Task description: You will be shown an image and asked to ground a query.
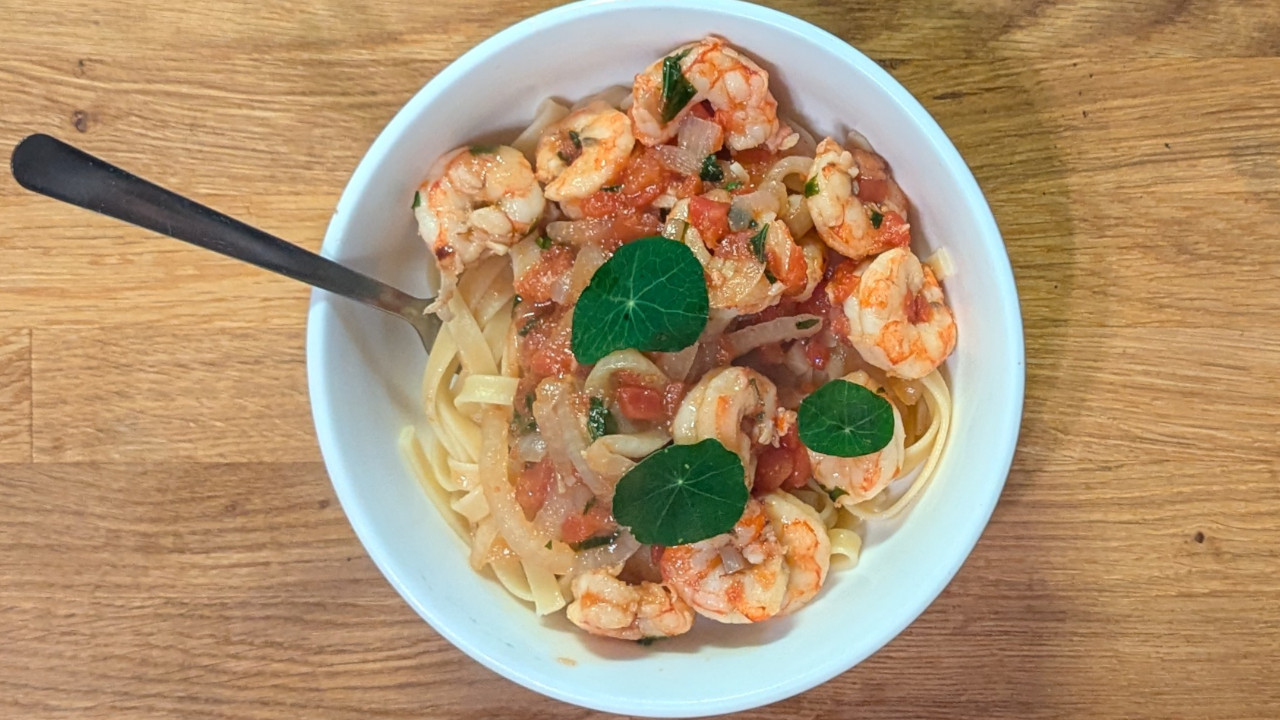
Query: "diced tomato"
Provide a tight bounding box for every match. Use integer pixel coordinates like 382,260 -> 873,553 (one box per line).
515,459 -> 555,520
907,290 -> 932,324
615,384 -> 666,421
513,245 -> 575,304
779,424 -> 811,490
690,102 -> 714,121
826,259 -> 861,305
519,305 -> 575,378
561,501 -> 613,544
856,177 -> 888,204
671,174 -> 703,199
688,195 -> 731,247
878,210 -> 911,248
753,445 -> 793,494
804,337 -> 830,370
768,238 -> 808,295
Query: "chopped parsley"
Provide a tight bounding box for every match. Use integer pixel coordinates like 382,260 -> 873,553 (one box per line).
601,184 -> 622,192
749,223 -> 769,266
660,49 -> 698,123
411,191 -> 422,209
796,318 -> 820,330
536,234 -> 553,250
568,129 -> 582,150
587,396 -> 618,441
869,209 -> 884,229
699,154 -> 724,182
724,180 -> 742,191
569,532 -> 619,552
469,144 -> 497,155
827,486 -> 849,502
803,176 -> 820,198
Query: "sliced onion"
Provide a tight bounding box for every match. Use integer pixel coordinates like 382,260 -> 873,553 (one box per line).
783,194 -> 814,238
719,545 -> 748,574
724,313 -> 822,358
571,530 -> 641,575
650,345 -> 697,382
731,180 -> 786,220
508,235 -> 541,285
514,431 -> 547,463
677,115 -> 723,158
846,129 -> 874,152
566,244 -> 606,304
655,144 -> 702,176
547,218 -> 613,246
531,378 -> 609,497
533,482 -> 593,538
925,247 -> 956,280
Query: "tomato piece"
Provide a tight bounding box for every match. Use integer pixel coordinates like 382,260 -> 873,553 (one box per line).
515,459 -> 555,520
753,445 -> 793,494
520,306 -> 575,378
615,384 -> 666,421
688,195 -> 731,247
856,177 -> 888,204
561,501 -> 613,544
513,245 -> 575,304
768,238 -> 808,295
780,424 -> 812,490
826,259 -> 861,305
878,210 -> 911,248
804,337 -> 830,370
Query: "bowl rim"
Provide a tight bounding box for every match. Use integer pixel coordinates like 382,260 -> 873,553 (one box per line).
306,0 -> 1025,715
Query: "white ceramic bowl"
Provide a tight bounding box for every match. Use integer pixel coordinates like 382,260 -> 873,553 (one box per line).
307,0 -> 1024,715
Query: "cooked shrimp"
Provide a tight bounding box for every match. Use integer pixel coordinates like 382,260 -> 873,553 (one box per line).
671,198 -> 797,314
837,247 -> 957,380
566,569 -> 694,641
631,36 -> 790,152
759,491 -> 831,615
807,371 -> 906,504
672,366 -> 778,480
535,101 -> 635,202
415,145 -> 545,285
806,137 -> 911,260
659,498 -> 788,623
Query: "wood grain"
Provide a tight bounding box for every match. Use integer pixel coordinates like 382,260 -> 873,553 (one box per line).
2,0 -> 1279,718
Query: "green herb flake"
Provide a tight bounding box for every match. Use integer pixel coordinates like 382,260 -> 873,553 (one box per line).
612,439 -> 747,546
636,636 -> 664,646
601,184 -> 623,193
569,531 -> 620,552
513,293 -> 522,306
584,496 -> 597,513
869,209 -> 884,229
827,486 -> 848,502
724,180 -> 742,191
411,191 -> 422,209
798,379 -> 896,457
660,50 -> 698,124
571,236 -> 710,365
545,540 -> 553,550
536,234 -> 553,250
587,396 -> 617,441
525,393 -> 535,413
749,223 -> 769,266
803,176 -> 820,198
796,318 -> 820,330
469,144 -> 498,155
568,129 -> 582,150
699,154 -> 724,182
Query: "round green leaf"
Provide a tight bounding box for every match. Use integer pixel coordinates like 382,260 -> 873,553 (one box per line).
571,236 -> 710,365
798,379 -> 896,457
612,439 -> 747,546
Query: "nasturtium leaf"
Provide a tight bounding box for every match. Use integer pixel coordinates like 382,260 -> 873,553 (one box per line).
660,50 -> 698,123
571,236 -> 710,365
798,379 -> 896,457
613,439 -> 747,546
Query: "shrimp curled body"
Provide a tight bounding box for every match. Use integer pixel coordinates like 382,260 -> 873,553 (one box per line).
839,247 -> 957,380
808,371 -> 907,504
535,100 -> 635,202
660,493 -> 830,623
566,570 -> 695,641
631,37 -> 790,152
806,137 -> 910,261
672,366 -> 778,481
415,145 -> 545,288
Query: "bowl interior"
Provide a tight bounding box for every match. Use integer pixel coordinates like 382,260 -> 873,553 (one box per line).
307,1 -> 1023,716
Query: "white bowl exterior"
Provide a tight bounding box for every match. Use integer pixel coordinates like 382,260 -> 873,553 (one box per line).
307,0 -> 1024,716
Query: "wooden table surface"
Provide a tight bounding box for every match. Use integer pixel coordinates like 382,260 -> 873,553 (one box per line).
2,1 -> 1278,717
